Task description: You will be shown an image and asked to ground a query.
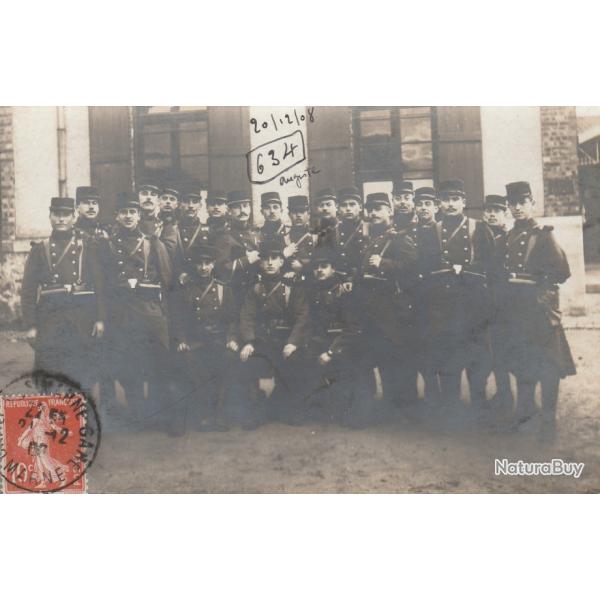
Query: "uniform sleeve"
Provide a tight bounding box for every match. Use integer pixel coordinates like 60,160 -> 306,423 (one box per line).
539,230 -> 571,284
380,233 -> 417,274
238,287 -> 257,344
86,240 -> 107,322
288,286 -> 310,347
473,221 -> 496,274
160,222 -> 179,259
20,244 -> 41,328
170,286 -> 189,345
151,237 -> 174,288
329,290 -> 360,355
223,286 -> 239,345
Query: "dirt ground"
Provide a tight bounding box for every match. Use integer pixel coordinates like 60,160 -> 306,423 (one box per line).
1,321 -> 599,493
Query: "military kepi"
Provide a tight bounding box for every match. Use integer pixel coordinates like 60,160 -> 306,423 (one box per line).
116,191 -> 140,210
261,191 -> 282,207
50,197 -> 75,211
393,180 -> 414,195
288,195 -> 309,212
75,186 -> 101,203
226,190 -> 250,206
337,186 -> 362,204
365,192 -> 392,209
506,181 -> 533,202
190,243 -> 217,262
414,187 -> 437,202
439,179 -> 466,197
484,194 -> 507,210
315,187 -> 337,204
259,237 -> 285,257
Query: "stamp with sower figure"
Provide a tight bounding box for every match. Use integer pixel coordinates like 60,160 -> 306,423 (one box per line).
0,373 -> 101,493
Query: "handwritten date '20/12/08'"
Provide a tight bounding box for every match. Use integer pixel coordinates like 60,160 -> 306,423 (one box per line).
250,107 -> 315,135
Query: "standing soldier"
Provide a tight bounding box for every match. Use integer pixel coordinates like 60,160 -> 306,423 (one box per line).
428,179 -> 495,412
392,180 -> 418,233
283,194 -> 317,282
101,192 -> 174,432
353,192 -> 417,420
172,243 -> 239,431
177,191 -> 211,267
237,238 -> 310,427
411,187 -> 443,405
482,194 -> 514,414
500,181 -> 576,440
137,182 -> 178,258
304,246 -> 362,423
314,187 -> 339,246
74,186 -> 109,239
334,186 -> 369,285
21,197 -> 106,392
225,190 -> 262,305
259,191 -> 289,241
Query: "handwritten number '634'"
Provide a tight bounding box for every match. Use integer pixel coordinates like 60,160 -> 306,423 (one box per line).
257,142 -> 298,175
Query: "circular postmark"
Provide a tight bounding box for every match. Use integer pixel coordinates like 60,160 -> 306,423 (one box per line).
0,371 -> 101,493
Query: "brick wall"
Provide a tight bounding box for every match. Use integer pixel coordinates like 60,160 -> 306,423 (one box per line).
1,107 -> 16,245
540,106 -> 581,216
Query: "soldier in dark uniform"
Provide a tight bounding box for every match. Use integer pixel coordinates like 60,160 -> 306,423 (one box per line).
237,238 -> 310,427
225,190 -> 262,305
21,197 -> 106,392
334,186 -> 369,285
314,187 -> 339,246
304,246 -> 362,423
74,186 -> 109,239
283,194 -> 317,282
259,191 -> 289,241
411,187 -> 442,405
137,182 -> 178,258
204,191 -> 233,279
172,243 -> 239,432
159,185 -> 180,228
427,179 -> 495,412
392,180 -> 418,233
177,191 -> 211,267
482,194 -> 513,414
352,192 -> 418,421
499,181 -> 576,440
101,192 -> 174,431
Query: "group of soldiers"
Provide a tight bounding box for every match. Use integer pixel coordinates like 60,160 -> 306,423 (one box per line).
21,177 -> 576,440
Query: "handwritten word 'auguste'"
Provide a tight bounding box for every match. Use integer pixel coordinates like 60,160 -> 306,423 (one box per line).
279,166 -> 321,188
250,108 -> 315,135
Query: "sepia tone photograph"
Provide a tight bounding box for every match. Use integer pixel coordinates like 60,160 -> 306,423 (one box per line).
0,105 -> 598,493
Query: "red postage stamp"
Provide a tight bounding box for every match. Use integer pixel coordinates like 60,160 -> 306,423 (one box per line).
0,391 -> 100,493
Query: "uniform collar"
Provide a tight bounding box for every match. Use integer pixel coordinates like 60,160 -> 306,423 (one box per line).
513,218 -> 536,230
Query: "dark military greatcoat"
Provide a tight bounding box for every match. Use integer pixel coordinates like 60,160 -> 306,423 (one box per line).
20,229 -> 107,382
494,219 -> 576,379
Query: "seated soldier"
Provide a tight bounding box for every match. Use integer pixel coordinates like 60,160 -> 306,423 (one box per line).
172,243 -> 239,432
304,246 -> 364,424
236,238 -> 310,428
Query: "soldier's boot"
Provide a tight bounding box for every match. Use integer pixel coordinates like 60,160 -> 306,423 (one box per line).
540,370 -> 560,444
422,372 -> 442,406
513,378 -> 539,432
490,369 -> 514,416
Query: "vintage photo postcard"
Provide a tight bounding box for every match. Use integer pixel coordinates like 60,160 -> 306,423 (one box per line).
0,106 -> 598,493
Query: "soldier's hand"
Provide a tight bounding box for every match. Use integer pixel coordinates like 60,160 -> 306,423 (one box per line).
240,343 -> 254,362
226,340 -> 239,353
319,352 -> 332,366
341,282 -> 353,293
368,254 -> 382,268
283,243 -> 297,258
92,321 -> 105,338
25,327 -> 37,342
177,342 -> 191,352
290,259 -> 303,272
246,250 -> 260,264
282,344 -> 297,359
